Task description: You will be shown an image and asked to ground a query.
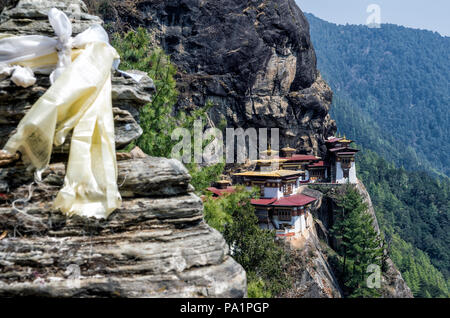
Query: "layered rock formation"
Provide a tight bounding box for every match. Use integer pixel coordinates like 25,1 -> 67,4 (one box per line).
0,0 -> 246,297
91,0 -> 337,157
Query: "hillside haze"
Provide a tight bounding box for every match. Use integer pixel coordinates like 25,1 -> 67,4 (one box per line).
306,13 -> 450,178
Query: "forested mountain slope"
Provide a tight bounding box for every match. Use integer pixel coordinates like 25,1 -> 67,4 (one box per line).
306,13 -> 450,178
306,13 -> 450,297
358,150 -> 449,297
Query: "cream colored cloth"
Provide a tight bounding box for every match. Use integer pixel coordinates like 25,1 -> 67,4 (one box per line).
0,9 -> 122,218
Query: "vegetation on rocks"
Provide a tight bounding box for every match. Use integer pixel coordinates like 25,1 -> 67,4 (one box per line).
111,28 -> 224,192
330,186 -> 384,297
204,188 -> 292,298
112,28 -> 178,158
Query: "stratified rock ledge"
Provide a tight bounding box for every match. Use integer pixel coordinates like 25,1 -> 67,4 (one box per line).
0,0 -> 246,298
0,157 -> 246,298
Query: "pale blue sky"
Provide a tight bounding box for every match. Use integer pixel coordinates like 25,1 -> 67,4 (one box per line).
296,0 -> 450,36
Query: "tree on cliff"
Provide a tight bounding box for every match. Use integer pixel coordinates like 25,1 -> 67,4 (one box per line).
331,186 -> 384,298
111,28 -> 178,158
204,188 -> 292,297
111,28 -> 225,192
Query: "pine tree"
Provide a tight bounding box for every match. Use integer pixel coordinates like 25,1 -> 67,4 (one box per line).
331,186 -> 384,297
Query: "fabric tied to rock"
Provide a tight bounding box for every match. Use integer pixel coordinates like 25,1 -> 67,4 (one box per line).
0,8 -> 122,219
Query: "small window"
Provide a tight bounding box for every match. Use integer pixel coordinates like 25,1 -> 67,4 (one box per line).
283,183 -> 293,195
278,209 -> 292,221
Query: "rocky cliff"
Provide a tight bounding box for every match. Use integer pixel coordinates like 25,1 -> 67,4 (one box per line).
306,184 -> 413,298
0,0 -> 246,297
87,0 -> 337,157
354,181 -> 413,298
85,0 -> 412,298
0,0 -> 413,298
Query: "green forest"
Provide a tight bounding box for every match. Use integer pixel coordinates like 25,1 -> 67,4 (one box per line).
306,13 -> 450,178
306,14 -> 450,297
358,150 -> 449,297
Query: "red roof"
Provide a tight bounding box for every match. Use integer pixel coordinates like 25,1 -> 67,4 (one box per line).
329,147 -> 359,153
251,198 -> 277,205
325,137 -> 342,143
308,161 -> 327,168
206,186 -> 236,196
271,193 -> 317,207
250,194 -> 316,207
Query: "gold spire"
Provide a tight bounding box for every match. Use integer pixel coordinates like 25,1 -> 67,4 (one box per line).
261,143 -> 279,157
340,135 -> 352,143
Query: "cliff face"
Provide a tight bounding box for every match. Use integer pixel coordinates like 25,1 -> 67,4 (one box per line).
308,184 -> 413,298
92,0 -> 337,157
85,0 -> 412,298
354,181 -> 413,298
0,0 -> 413,298
0,0 -> 246,297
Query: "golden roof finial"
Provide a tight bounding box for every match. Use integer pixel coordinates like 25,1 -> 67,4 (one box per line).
261,143 -> 279,158
341,135 -> 352,143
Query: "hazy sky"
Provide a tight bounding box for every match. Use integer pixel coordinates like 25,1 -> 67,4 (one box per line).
296,0 -> 450,37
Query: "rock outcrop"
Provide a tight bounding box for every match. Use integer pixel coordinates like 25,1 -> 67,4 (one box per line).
281,231 -> 344,298
308,183 -> 413,298
90,0 -> 337,157
278,187 -> 343,298
0,0 -> 246,297
354,181 -> 413,298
